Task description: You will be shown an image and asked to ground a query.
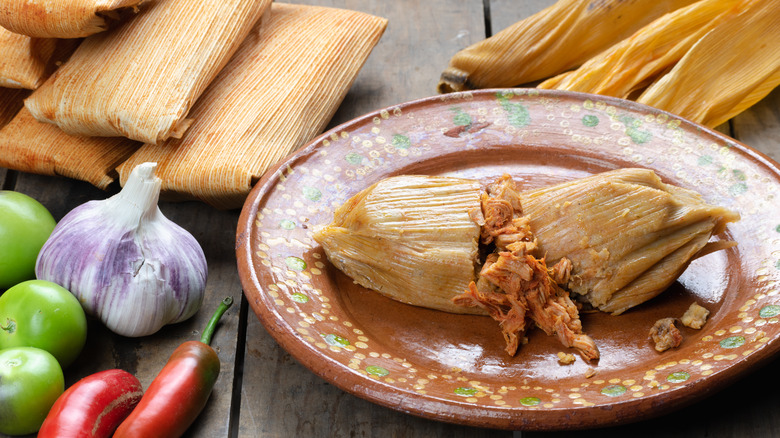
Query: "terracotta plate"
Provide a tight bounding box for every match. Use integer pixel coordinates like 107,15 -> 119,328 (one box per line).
237,89 -> 780,430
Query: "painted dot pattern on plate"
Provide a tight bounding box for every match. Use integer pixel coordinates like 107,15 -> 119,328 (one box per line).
245,89 -> 780,414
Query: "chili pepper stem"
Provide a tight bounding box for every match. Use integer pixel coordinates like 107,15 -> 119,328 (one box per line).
200,297 -> 233,345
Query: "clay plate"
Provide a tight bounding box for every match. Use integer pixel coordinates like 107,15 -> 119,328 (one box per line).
236,89 -> 780,430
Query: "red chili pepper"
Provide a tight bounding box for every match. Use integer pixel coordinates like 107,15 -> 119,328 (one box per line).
37,369 -> 143,438
113,297 -> 233,438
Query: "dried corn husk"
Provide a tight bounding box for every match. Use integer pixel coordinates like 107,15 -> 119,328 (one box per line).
0,27 -> 78,89
315,170 -> 738,317
519,168 -> 739,314
637,0 -> 780,128
0,87 -> 29,128
0,108 -> 139,189
25,0 -> 271,144
437,0 -> 698,93
538,0 -> 745,99
116,3 -> 387,209
0,0 -> 144,38
313,176 -> 485,315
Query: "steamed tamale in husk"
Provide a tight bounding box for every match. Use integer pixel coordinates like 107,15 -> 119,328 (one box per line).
24,0 -> 271,144
0,108 -> 139,189
314,170 -> 739,357
0,0 -> 145,38
538,0 -> 745,99
637,0 -> 780,129
437,0 -> 698,93
116,3 -> 387,209
0,27 -> 79,89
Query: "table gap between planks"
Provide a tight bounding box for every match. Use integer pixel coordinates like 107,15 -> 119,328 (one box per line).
1,0 -> 779,437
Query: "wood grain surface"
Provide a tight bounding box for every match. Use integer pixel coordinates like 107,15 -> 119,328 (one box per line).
1,1 -> 779,437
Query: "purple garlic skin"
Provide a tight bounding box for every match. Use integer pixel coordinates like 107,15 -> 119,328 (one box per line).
35,162 -> 207,337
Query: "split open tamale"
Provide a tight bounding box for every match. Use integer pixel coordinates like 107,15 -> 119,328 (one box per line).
0,0 -> 145,38
538,0 -> 745,99
314,170 -> 739,355
0,108 -> 139,189
637,0 -> 780,129
116,3 -> 387,209
437,0 -> 698,93
24,0 -> 271,144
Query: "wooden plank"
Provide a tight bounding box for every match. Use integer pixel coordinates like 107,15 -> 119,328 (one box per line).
236,1 -> 511,437
1,172 -> 243,438
732,88 -> 780,163
489,0 -> 554,36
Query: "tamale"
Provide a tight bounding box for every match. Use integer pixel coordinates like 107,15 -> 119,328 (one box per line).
0,0 -> 144,38
637,0 -> 780,129
314,176 -> 484,315
0,108 -> 139,189
316,170 -> 738,318
538,0 -> 745,99
116,3 -> 387,209
437,0 -> 698,93
24,0 -> 271,144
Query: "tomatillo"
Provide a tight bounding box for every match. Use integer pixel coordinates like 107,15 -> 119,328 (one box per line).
0,346 -> 64,435
0,280 -> 87,367
0,191 -> 56,290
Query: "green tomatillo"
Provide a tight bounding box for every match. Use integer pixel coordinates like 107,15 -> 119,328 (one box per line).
0,191 -> 56,290
0,280 -> 87,367
0,346 -> 64,436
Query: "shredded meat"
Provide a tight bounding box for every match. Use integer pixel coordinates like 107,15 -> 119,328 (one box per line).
453,174 -> 600,361
649,317 -> 683,352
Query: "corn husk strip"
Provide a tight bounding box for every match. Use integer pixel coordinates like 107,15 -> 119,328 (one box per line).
116,3 -> 388,209
0,108 -> 139,189
0,0 -> 144,38
519,168 -> 739,314
0,27 -> 57,89
0,87 -> 29,128
313,176 -> 484,315
637,0 -> 780,128
25,0 -> 271,145
437,0 -> 698,93
538,0 -> 745,99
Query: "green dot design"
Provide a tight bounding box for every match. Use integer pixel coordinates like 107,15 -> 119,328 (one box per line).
322,334 -> 350,348
667,371 -> 690,383
391,134 -> 411,149
279,219 -> 296,230
519,397 -> 541,406
290,292 -> 309,304
451,108 -> 472,126
581,114 -> 599,127
720,336 -> 745,349
345,152 -> 364,165
302,186 -> 322,202
454,387 -> 478,397
760,305 -> 780,318
496,93 -> 530,127
285,256 -> 306,271
619,115 -> 652,144
366,365 -> 389,377
698,155 -> 714,166
601,385 -> 627,397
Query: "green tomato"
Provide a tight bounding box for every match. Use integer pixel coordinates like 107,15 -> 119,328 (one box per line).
0,191 -> 56,290
0,280 -> 87,367
0,346 -> 64,435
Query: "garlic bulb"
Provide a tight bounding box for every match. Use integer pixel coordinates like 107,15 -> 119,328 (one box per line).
35,162 -> 207,337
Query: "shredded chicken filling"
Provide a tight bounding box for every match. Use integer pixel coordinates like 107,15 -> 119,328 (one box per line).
453,175 -> 600,361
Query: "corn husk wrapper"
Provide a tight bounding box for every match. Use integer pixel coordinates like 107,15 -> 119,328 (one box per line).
0,87 -> 30,128
437,0 -> 698,93
314,176 -> 485,315
0,28 -> 78,89
315,170 -> 739,316
0,0 -> 144,38
538,0 -> 745,99
116,3 -> 387,209
0,108 -> 139,189
25,0 -> 271,144
519,168 -> 739,314
636,0 -> 780,129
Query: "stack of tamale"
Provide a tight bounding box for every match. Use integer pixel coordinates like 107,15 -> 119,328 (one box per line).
439,0 -> 780,128
0,0 -> 387,208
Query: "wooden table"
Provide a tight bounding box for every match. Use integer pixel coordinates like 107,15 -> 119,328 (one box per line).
3,1 -> 780,436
